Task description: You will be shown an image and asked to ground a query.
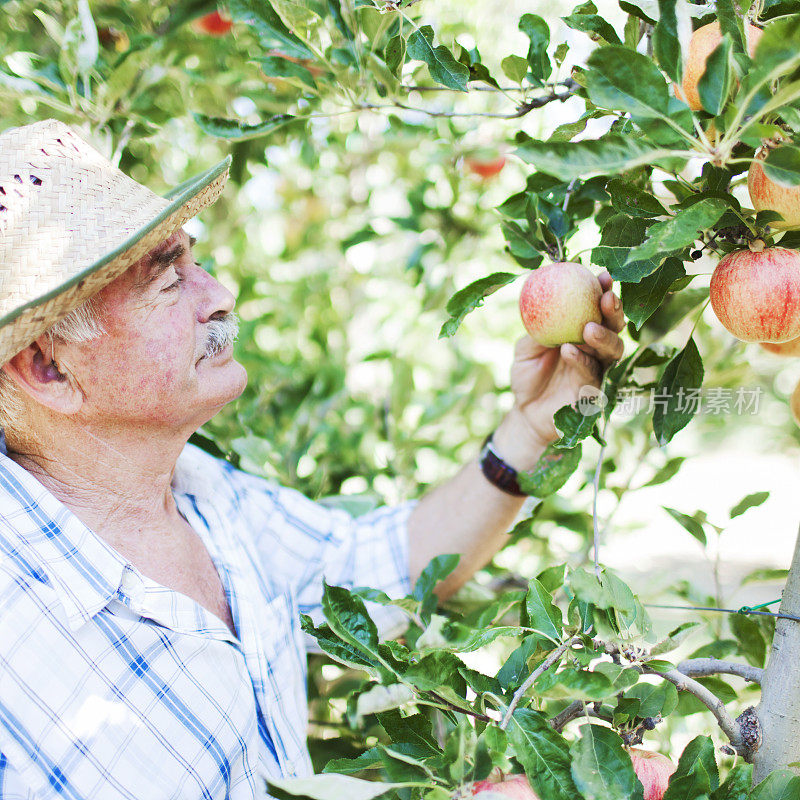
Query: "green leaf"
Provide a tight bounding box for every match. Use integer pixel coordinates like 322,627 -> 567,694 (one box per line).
653,0 -> 683,83
569,567 -> 636,615
518,444 -> 582,498
710,763 -> 752,800
652,337 -> 704,446
193,113 -> 294,141
501,220 -> 543,266
228,0 -> 314,58
749,770 -> 800,800
322,748 -> 383,775
501,54 -> 529,83
730,612 -> 768,667
498,635 -> 550,690
625,198 -> 727,264
729,490 -> 769,519
267,774 -> 406,800
552,403 -> 601,449
663,506 -> 707,547
662,735 -> 719,800
586,46 -> 670,118
525,579 -> 563,642
411,554 -> 460,618
258,55 -> 319,88
519,14 -> 551,83
515,136 -> 663,182
321,582 -> 381,661
438,272 -> 518,338
300,615 -> 381,672
761,145 -> 800,187
625,681 -> 679,717
742,567 -> 788,585
606,179 -> 668,218
535,667 -> 617,701
385,34 -> 406,76
698,35 -> 733,115
508,708 -> 580,800
562,8 -> 622,46
406,26 -> 469,91
651,621 -> 701,656
622,258 -> 686,329
570,724 -> 644,800
376,711 -> 439,755
592,215 -> 661,283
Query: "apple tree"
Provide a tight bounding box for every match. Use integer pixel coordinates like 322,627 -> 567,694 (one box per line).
4,0 -> 800,797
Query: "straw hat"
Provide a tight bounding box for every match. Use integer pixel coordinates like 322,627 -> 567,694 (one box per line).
0,118 -> 230,366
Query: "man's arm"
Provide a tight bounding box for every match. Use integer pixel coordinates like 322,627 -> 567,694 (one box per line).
407,271 -> 625,599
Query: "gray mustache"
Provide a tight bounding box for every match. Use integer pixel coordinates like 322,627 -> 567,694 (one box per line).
204,313 -> 239,358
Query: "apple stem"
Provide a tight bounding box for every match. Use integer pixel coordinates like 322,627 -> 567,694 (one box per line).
748,238 -> 766,253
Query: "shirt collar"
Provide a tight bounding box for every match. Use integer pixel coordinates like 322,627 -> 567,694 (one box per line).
0,444 -> 229,631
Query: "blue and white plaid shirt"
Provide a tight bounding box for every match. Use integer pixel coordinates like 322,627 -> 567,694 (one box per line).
0,444 -> 413,799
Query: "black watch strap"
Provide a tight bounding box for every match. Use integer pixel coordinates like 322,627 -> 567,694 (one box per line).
479,432 -> 527,497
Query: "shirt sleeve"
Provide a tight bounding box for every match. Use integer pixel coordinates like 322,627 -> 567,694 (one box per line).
231,469 -> 416,645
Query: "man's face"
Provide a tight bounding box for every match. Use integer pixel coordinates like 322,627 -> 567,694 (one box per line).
61,229 -> 248,434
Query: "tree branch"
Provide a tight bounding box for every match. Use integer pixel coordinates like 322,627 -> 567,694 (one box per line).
644,666 -> 746,754
677,658 -> 764,684
500,637 -> 581,730
549,700 -> 587,732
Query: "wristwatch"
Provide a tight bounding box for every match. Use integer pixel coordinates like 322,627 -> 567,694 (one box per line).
479,432 -> 527,497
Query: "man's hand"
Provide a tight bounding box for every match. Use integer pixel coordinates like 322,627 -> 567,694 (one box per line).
493,270 -> 625,470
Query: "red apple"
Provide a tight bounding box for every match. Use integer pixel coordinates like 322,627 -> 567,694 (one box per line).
192,10 -> 233,36
467,773 -> 539,798
710,247 -> 800,342
760,335 -> 800,356
465,155 -> 507,179
628,748 -> 676,800
675,21 -> 762,111
748,147 -> 800,230
519,262 -> 603,348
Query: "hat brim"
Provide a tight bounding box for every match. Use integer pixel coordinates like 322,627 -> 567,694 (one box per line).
0,156 -> 231,365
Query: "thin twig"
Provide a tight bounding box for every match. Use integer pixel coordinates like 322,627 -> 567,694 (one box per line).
643,666 -> 745,752
677,658 -> 764,684
500,637 -> 581,729
549,700 -> 586,732
426,691 -> 493,723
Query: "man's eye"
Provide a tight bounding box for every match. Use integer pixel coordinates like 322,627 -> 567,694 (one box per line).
162,275 -> 184,292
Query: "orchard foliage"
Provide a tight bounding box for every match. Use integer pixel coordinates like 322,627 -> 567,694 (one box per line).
3,0 -> 800,797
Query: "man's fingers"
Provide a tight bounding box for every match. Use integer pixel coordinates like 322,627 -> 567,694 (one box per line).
582,321 -> 625,365
561,343 -> 603,385
597,271 -> 625,333
514,334 -> 553,360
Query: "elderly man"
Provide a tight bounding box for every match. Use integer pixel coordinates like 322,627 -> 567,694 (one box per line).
0,120 -> 624,799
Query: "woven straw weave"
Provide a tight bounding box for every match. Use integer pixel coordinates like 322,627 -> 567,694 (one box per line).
0,119 -> 228,365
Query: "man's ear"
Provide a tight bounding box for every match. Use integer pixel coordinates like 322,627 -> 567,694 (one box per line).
2,336 -> 83,415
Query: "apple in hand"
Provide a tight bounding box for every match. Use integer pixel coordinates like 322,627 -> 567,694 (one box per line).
192,10 -> 233,35
748,146 -> 800,230
760,335 -> 800,356
710,247 -> 800,342
676,21 -> 762,111
519,262 -> 603,348
628,748 -> 676,800
466,773 -> 539,798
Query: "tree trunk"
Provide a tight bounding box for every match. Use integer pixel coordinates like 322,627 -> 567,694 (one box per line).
753,526 -> 800,783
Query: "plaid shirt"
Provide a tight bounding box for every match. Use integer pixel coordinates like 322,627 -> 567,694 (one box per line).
0,444 -> 412,799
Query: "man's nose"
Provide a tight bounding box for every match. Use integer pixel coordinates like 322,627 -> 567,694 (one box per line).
191,263 -> 236,321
